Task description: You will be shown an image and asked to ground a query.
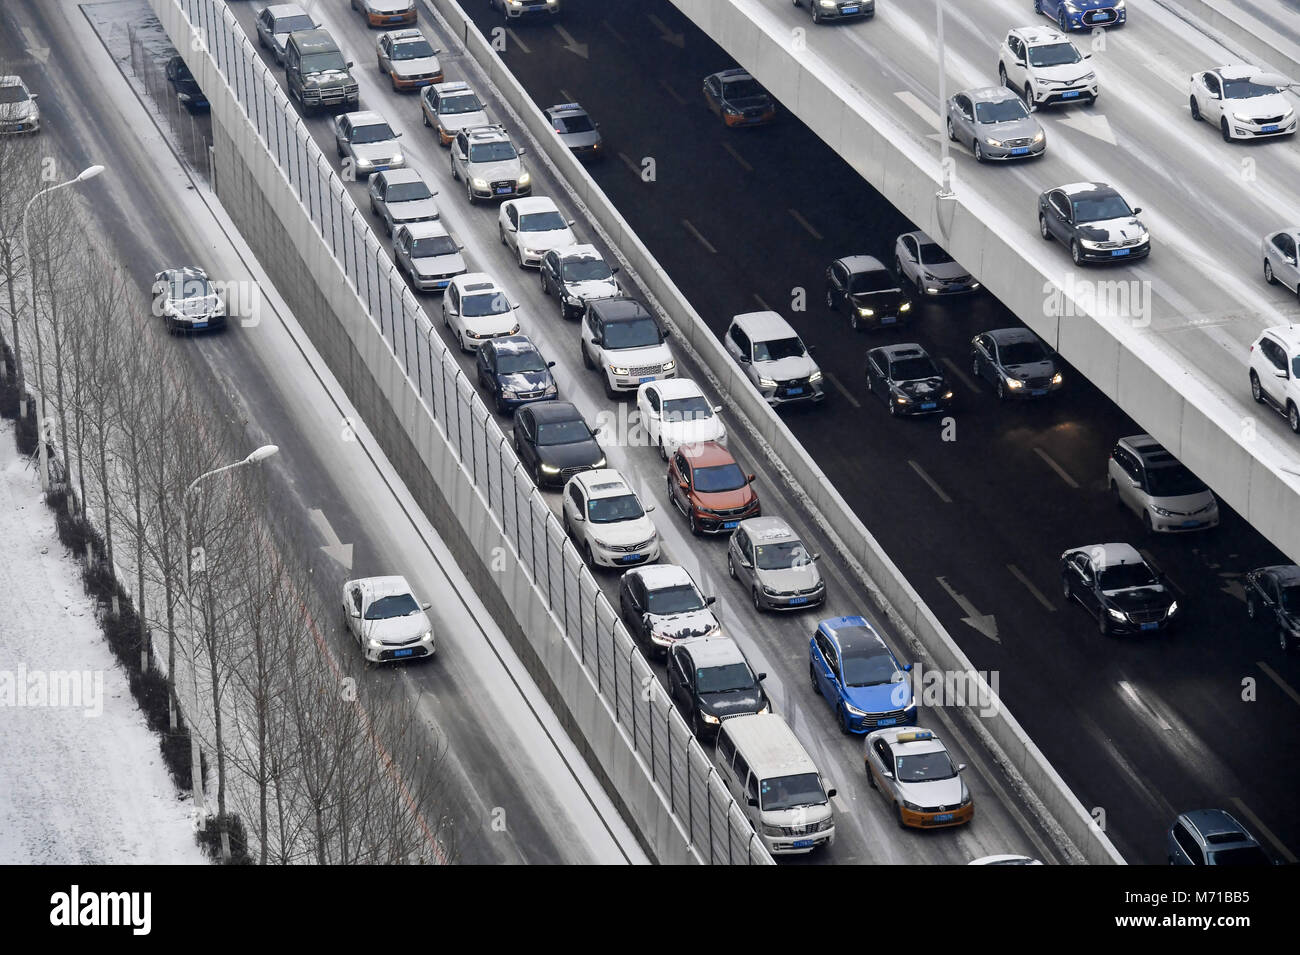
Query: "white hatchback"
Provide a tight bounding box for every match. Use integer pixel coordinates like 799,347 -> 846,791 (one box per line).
561,469 -> 661,570
499,197 -> 576,268
441,273 -> 520,352
636,378 -> 725,459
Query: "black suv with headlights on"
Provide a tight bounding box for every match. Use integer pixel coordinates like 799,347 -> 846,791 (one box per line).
1060,543 -> 1179,636
825,255 -> 911,331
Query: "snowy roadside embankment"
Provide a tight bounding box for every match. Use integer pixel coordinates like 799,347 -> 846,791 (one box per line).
0,420 -> 207,864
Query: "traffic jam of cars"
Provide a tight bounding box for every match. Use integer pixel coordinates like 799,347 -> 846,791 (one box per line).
81,0 -> 1295,865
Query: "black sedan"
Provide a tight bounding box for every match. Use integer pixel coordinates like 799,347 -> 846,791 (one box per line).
165,56 -> 208,112
825,255 -> 912,331
667,636 -> 768,739
476,334 -> 556,415
865,344 -> 954,416
1060,543 -> 1179,636
1038,181 -> 1150,265
1244,564 -> 1300,652
512,401 -> 605,489
970,328 -> 1063,400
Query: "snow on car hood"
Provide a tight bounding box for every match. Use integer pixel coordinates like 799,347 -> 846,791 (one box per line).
894,774 -> 966,811
755,562 -> 821,594
0,101 -> 38,123
392,56 -> 440,78
604,342 -> 672,366
1004,359 -> 1056,381
662,415 -> 724,449
516,228 -> 575,253
895,376 -> 946,398
1077,216 -> 1147,243
646,608 -> 719,642
412,251 -> 465,277
1229,90 -> 1293,121
440,111 -> 488,133
468,159 -> 521,182
462,310 -> 516,335
498,370 -> 551,393
365,611 -> 432,645
565,278 -> 620,303
755,354 -> 817,382
352,141 -> 401,164
385,196 -> 439,224
591,516 -> 656,549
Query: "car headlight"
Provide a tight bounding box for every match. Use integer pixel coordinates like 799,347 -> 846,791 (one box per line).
857,307 -> 873,317
895,394 -> 911,404
1107,608 -> 1127,622
1079,238 -> 1104,250
985,137 -> 1003,147
610,365 -> 630,376
543,383 -> 558,396
942,390 -> 953,400
390,151 -> 403,165
756,705 -> 769,715
700,712 -> 721,725
761,823 -> 785,836
898,302 -> 911,312
903,698 -> 917,711
471,177 -> 488,189
420,630 -> 433,642
809,370 -> 823,383
1051,372 -> 1063,385
593,455 -> 607,468
368,638 -> 383,649
758,376 -> 777,389
661,360 -> 675,372
724,106 -> 741,116
818,0 -> 836,6
1005,377 -> 1024,389
354,156 -> 373,168
1167,601 -> 1179,617
1151,505 -> 1175,517
1082,73 -> 1096,84
901,799 -> 925,812
842,701 -> 866,717
1032,130 -> 1045,143
518,171 -> 531,187
539,463 -> 561,474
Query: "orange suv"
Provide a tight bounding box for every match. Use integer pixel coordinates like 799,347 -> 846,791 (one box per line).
667,442 -> 759,535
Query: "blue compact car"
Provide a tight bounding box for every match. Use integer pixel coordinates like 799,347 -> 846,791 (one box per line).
809,616 -> 916,734
476,335 -> 558,414
1035,0 -> 1126,31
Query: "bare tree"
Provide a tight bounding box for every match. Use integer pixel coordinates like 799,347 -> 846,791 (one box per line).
0,107 -> 40,404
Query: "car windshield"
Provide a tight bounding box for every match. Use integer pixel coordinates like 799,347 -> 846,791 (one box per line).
645,583 -> 704,615
392,39 -> 435,60
1028,42 -> 1081,68
535,420 -> 589,445
974,98 -> 1029,123
760,772 -> 825,812
172,274 -> 212,300
723,78 -> 765,100
554,114 -> 594,133
842,645 -> 900,687
1223,78 -> 1279,99
692,463 -> 747,493
1145,465 -> 1207,498
302,52 -> 347,74
497,350 -> 547,374
999,340 -> 1050,365
410,235 -> 458,258
895,750 -> 957,782
1282,584 -> 1300,612
604,317 -> 661,350
697,662 -> 755,694
351,122 -> 396,144
462,291 -> 509,317
919,243 -> 955,265
364,593 -> 420,620
1209,845 -> 1272,865
386,180 -> 431,202
1073,194 -> 1133,223
0,87 -> 28,104
439,93 -> 482,114
562,258 -> 612,282
519,211 -> 568,233
275,15 -> 315,33
662,396 -> 713,424
1098,562 -> 1158,592
753,336 -> 805,362
889,356 -> 939,381
468,141 -> 517,162
847,270 -> 897,293
587,493 -> 644,524
754,540 -> 809,570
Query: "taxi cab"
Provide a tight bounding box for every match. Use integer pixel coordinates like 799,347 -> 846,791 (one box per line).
864,728 -> 973,829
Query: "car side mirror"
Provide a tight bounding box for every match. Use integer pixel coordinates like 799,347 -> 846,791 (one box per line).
566,219 -> 575,227
395,131 -> 404,138
589,337 -> 601,346
757,672 -> 767,682
1083,52 -> 1093,59
1132,207 -> 1142,215
712,404 -> 722,413
421,601 -> 432,611
1128,477 -> 1139,487
546,360 -> 556,368
738,354 -> 750,364
746,473 -> 755,483
812,552 -> 821,561
456,243 -> 465,251
350,608 -> 361,618
612,266 -> 620,274
346,60 -> 354,69
571,512 -> 585,523
506,222 -> 517,231
903,663 -> 913,672
825,788 -> 837,799
645,504 -> 656,513
807,345 -> 817,353
447,305 -> 458,315
747,798 -> 759,807
705,595 -> 717,606
433,48 -> 442,54
678,479 -> 688,490
1286,255 -> 1297,266
881,770 -> 893,780
518,146 -> 527,155
30,93 -> 38,100
957,763 -> 967,773
1015,58 -> 1025,67
1275,367 -> 1289,379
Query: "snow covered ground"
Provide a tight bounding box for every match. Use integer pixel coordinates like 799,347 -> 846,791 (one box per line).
0,421 -> 207,864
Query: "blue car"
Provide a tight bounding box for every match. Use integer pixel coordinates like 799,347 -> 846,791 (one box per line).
475,335 -> 558,415
1035,0 -> 1126,31
809,616 -> 916,734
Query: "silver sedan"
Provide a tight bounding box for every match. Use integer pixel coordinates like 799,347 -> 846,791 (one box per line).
947,86 -> 1046,162
1263,228 -> 1300,301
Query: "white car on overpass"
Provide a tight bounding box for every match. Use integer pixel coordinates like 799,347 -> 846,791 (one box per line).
1249,325 -> 1300,434
441,272 -> 520,352
636,378 -> 725,459
1263,227 -> 1300,301
1188,66 -> 1297,142
561,469 -> 661,570
342,575 -> 435,664
499,197 -> 576,269
997,26 -> 1097,108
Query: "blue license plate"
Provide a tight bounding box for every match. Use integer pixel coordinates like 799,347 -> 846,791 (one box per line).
1011,147 -> 1030,155
639,376 -> 655,383
393,648 -> 415,658
1111,248 -> 1131,257
880,315 -> 897,324
933,812 -> 954,822
722,520 -> 739,529
1140,622 -> 1158,631
919,401 -> 936,410
876,717 -> 896,726
792,838 -> 813,848
786,387 -> 804,395
842,5 -> 859,12
495,186 -> 511,195
434,280 -> 449,288
1263,124 -> 1279,132
1181,520 -> 1202,528
192,321 -> 208,328
620,554 -> 640,563
1062,90 -> 1081,99
788,597 -> 808,606
1030,389 -> 1047,396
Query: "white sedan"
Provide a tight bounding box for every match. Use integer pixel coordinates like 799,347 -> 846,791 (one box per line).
499,196 -> 576,268
1188,66 -> 1297,141
441,272 -> 520,352
342,575 -> 435,664
636,379 -> 725,459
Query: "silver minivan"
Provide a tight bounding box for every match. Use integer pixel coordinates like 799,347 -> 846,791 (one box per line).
1107,434 -> 1219,533
716,713 -> 835,855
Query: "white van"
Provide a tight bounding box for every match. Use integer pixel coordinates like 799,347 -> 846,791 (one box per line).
715,712 -> 836,855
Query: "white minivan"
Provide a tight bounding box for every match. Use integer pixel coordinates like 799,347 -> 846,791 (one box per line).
715,712 -> 836,855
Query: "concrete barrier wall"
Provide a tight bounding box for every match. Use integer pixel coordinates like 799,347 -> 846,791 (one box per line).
656,0 -> 1300,568
423,0 -> 1124,862
1156,0 -> 1300,81
149,0 -> 775,865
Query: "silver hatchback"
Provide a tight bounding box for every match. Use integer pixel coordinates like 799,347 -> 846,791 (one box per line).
947,87 -> 1045,162
727,516 -> 825,611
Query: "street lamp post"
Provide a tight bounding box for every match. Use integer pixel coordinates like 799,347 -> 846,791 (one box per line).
937,5 -> 953,199
180,444 -> 278,820
20,165 -> 105,495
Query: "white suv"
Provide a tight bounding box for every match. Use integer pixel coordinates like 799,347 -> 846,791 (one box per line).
441,273 -> 519,352
581,297 -> 676,398
449,124 -> 530,203
724,311 -> 824,406
561,469 -> 661,569
1250,325 -> 1300,433
998,26 -> 1097,108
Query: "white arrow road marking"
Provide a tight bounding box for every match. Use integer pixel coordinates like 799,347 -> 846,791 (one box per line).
1229,797 -> 1298,863
894,90 -> 944,142
21,26 -> 48,64
308,508 -> 353,571
646,13 -> 686,48
554,25 -> 588,59
936,576 -> 1000,642
1056,111 -> 1117,145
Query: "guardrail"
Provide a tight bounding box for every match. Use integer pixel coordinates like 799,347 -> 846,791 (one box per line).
152,0 -> 771,865
422,0 -> 1125,863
